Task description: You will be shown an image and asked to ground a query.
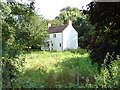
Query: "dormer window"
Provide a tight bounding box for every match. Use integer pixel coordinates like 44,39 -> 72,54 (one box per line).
53,34 -> 56,38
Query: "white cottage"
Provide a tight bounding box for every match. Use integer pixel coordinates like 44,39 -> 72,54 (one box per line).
41,20 -> 78,51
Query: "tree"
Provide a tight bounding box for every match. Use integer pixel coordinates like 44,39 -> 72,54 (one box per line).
83,2 -> 120,65
73,14 -> 95,48
1,1 -> 23,87
10,1 -> 48,50
1,0 -> 48,87
55,6 -> 82,23
46,19 -> 64,26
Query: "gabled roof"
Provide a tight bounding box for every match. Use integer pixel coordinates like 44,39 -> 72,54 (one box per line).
48,24 -> 68,33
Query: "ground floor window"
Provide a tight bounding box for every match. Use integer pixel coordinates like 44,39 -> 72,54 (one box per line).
52,43 -> 53,46
59,43 -> 61,47
52,48 -> 53,50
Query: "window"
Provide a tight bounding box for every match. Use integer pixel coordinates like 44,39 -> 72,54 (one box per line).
59,43 -> 61,47
52,43 -> 53,46
53,34 -> 56,38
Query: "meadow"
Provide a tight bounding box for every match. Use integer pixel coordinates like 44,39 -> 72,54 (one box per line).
17,49 -> 99,88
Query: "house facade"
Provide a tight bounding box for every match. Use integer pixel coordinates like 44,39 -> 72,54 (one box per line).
41,20 -> 78,51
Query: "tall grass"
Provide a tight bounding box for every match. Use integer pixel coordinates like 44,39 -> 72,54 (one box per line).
17,49 -> 98,88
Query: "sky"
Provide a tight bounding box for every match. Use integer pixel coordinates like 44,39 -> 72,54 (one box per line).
6,0 -> 93,20
35,0 -> 92,20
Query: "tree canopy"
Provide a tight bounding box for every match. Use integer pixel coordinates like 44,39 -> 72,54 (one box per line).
1,0 -> 48,87
83,2 -> 120,65
55,6 -> 82,23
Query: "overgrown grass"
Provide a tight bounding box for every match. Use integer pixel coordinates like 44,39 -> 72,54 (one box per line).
17,49 -> 99,88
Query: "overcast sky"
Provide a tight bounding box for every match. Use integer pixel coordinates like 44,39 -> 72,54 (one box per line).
35,0 -> 92,20
5,0 -> 92,20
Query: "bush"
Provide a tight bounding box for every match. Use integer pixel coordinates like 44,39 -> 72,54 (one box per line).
95,53 -> 120,88
65,47 -> 88,54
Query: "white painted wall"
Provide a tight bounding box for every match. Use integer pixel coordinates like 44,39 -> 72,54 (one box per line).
62,24 -> 78,50
49,33 -> 62,51
41,24 -> 78,51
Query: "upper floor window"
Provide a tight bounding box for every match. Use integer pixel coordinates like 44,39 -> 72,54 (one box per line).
53,34 -> 56,38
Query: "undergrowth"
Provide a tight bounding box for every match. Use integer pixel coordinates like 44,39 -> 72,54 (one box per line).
15,49 -> 119,88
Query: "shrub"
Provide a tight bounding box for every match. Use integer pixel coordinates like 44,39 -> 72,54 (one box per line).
95,53 -> 120,88
65,47 -> 88,54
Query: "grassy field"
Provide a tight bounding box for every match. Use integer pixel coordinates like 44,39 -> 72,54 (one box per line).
18,49 -> 98,88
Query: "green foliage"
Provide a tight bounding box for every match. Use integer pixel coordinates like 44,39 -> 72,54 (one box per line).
73,15 -> 95,48
95,53 -> 120,88
65,47 -> 89,54
12,3 -> 48,49
8,50 -> 119,88
83,2 -> 120,65
46,19 -> 64,26
55,6 -> 82,23
1,1 -> 48,88
1,1 -> 22,87
18,50 -> 98,88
